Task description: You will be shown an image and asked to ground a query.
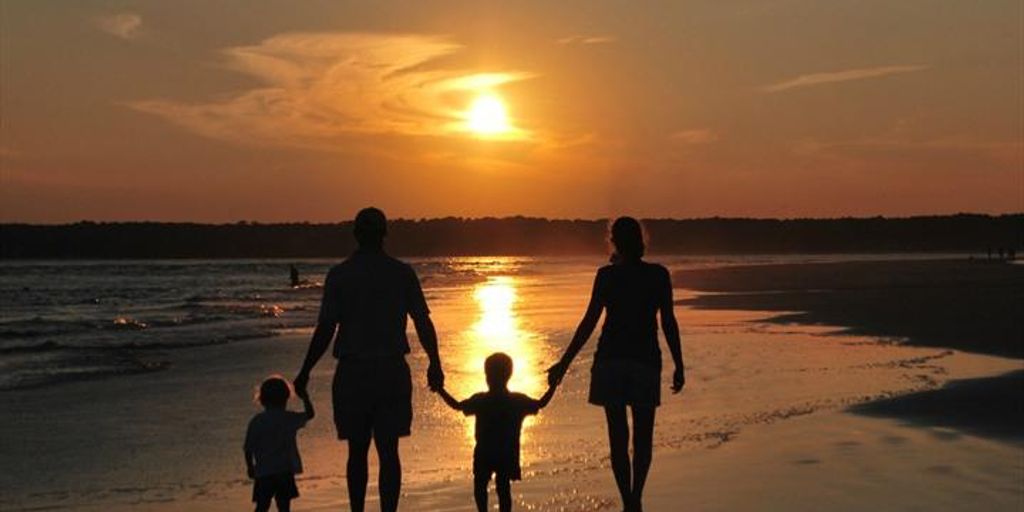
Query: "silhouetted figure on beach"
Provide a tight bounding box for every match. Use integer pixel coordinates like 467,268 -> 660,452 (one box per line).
437,353 -> 555,512
245,376 -> 315,512
289,265 -> 300,288
548,217 -> 685,512
294,207 -> 444,512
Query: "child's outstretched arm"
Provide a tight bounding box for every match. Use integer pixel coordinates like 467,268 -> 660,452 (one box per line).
537,384 -> 557,409
437,386 -> 464,411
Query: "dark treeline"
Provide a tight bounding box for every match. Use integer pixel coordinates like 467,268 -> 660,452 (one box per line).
1,214 -> 1021,259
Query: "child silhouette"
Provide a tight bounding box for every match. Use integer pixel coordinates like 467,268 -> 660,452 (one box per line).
436,353 -> 555,512
244,376 -> 315,512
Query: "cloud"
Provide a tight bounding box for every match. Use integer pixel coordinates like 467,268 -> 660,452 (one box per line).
557,35 -> 616,45
670,129 -> 719,145
762,65 -> 928,93
129,33 -> 534,149
96,13 -> 142,40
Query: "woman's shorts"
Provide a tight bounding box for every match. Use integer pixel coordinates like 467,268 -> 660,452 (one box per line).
588,358 -> 661,407
252,472 -> 299,503
333,356 -> 413,441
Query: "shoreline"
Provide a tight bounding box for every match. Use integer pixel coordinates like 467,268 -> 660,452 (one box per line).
675,259 -> 1024,358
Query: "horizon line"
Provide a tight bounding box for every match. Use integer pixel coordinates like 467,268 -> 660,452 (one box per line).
2,212 -> 1021,227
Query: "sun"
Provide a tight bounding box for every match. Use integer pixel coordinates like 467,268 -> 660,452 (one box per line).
465,93 -> 510,136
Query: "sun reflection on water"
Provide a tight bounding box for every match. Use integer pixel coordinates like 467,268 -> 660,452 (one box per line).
453,275 -> 545,443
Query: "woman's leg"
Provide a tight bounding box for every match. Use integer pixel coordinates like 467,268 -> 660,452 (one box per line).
630,406 -> 656,512
473,473 -> 490,512
604,405 -> 632,509
496,476 -> 512,512
346,436 -> 372,512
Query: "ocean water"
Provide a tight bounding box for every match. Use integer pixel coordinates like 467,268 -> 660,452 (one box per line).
0,254 -> 984,511
0,254 -> 952,391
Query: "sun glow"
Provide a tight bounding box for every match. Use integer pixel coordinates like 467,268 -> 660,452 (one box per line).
453,275 -> 545,443
465,93 -> 511,136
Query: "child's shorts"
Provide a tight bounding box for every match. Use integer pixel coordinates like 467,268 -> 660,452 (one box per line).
252,472 -> 299,503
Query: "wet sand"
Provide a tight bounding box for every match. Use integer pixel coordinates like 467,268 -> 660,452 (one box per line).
676,259 -> 1024,358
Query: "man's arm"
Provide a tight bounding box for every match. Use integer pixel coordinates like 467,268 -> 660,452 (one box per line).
659,268 -> 685,393
411,311 -> 444,391
297,388 -> 315,420
408,265 -> 444,390
295,270 -> 339,394
294,321 -> 335,394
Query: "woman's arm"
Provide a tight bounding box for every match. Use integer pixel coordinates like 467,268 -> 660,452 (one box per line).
659,268 -> 685,393
548,272 -> 604,386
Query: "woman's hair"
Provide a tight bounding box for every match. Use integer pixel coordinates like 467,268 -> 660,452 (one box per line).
257,375 -> 292,408
609,216 -> 646,262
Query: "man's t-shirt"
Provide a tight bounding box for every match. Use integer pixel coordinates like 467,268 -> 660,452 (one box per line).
317,250 -> 430,359
592,261 -> 672,368
460,391 -> 542,477
244,409 -> 309,477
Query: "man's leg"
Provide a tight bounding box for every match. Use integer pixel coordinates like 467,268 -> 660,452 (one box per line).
473,473 -> 490,512
374,432 -> 402,512
346,436 -> 372,512
254,496 -> 272,512
273,496 -> 291,512
630,406 -> 656,512
604,405 -> 632,510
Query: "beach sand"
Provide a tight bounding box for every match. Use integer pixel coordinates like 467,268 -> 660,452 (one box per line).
2,259 -> 1021,511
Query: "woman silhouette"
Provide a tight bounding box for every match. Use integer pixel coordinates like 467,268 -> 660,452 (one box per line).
548,217 -> 685,512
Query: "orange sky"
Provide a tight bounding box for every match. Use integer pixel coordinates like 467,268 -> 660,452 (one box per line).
1,1 -> 1021,222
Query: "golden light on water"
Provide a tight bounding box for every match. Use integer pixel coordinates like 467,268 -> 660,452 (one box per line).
454,275 -> 545,441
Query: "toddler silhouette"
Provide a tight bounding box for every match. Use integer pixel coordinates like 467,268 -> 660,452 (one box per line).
437,353 -> 555,512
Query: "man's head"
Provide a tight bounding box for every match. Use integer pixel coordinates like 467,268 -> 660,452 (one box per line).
484,352 -> 513,391
353,207 -> 387,249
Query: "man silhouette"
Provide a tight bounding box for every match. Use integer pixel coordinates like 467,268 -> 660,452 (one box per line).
294,207 -> 444,512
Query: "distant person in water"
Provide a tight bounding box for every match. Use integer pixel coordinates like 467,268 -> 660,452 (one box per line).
294,207 -> 444,512
244,376 -> 315,512
289,264 -> 300,287
436,353 -> 555,512
548,216 -> 685,512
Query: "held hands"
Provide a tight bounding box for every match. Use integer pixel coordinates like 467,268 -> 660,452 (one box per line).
546,359 -> 568,387
293,371 -> 310,397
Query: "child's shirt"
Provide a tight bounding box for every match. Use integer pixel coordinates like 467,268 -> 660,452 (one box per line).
460,391 -> 542,478
244,409 -> 309,477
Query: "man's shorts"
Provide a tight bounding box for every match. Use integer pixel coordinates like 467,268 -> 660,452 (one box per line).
333,356 -> 413,441
588,358 -> 661,407
252,472 -> 299,503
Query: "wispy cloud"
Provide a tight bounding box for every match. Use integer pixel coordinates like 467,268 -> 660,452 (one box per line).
129,33 -> 534,149
557,35 -> 616,45
670,129 -> 719,145
762,65 -> 928,93
95,13 -> 142,40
